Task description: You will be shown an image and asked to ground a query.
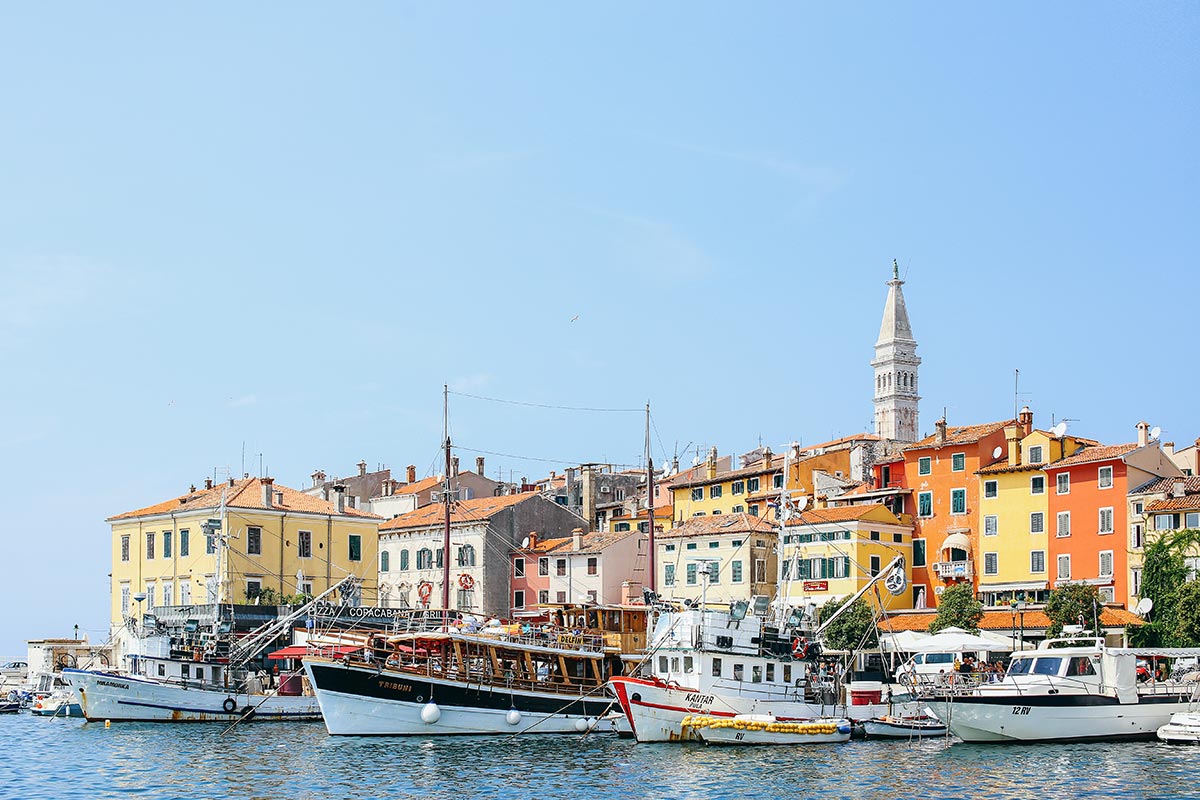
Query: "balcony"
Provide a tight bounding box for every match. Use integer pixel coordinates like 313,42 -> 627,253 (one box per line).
933,560 -> 973,580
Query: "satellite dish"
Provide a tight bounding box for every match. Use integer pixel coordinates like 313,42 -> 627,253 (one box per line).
692,455 -> 701,466
794,495 -> 810,512
1135,597 -> 1153,618
1150,426 -> 1162,441
1052,421 -> 1068,438
992,446 -> 1003,459
520,536 -> 530,549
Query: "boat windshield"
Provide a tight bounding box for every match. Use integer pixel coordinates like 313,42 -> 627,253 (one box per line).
1031,657 -> 1064,676
1007,658 -> 1033,675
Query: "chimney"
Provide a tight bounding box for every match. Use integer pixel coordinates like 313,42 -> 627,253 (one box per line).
406,464 -> 416,483
261,477 -> 275,508
763,446 -> 774,471
333,484 -> 346,514
357,460 -> 367,477
528,532 -> 538,550
935,417 -> 948,445
1136,421 -> 1150,448
1004,424 -> 1021,467
204,478 -> 213,490
572,527 -> 584,550
706,447 -> 718,479
1173,480 -> 1186,498
1164,442 -> 1176,457
476,456 -> 485,476
228,477 -> 235,487
671,456 -> 679,475
189,484 -> 196,493
451,457 -> 460,477
1019,406 -> 1034,436
311,470 -> 325,488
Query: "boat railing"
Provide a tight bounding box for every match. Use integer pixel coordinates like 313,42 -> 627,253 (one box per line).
345,650 -> 607,697
909,672 -> 988,697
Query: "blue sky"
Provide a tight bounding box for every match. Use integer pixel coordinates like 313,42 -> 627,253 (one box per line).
1,3 -> 1196,654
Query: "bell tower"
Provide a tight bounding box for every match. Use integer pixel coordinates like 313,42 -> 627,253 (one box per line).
872,261 -> 921,443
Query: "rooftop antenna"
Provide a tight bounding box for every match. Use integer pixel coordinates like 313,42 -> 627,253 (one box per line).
1150,426 -> 1162,441
1052,421 -> 1068,438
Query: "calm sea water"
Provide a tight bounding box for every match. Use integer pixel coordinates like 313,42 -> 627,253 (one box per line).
1,714 -> 1197,800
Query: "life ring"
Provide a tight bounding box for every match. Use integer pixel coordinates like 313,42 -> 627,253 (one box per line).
792,637 -> 809,660
222,697 -> 237,713
417,581 -> 433,601
458,573 -> 475,591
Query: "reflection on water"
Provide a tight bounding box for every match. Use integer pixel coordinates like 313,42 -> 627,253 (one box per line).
1,714 -> 1196,800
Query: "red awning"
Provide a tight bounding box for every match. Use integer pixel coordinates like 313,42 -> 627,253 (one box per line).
267,644 -> 362,660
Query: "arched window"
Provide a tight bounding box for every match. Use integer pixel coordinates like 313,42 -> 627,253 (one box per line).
380,551 -> 390,572
399,549 -> 409,570
457,544 -> 476,567
417,548 -> 433,570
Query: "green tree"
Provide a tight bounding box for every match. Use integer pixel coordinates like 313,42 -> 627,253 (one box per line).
928,584 -> 983,634
1127,528 -> 1200,647
817,597 -> 878,652
1044,582 -> 1101,638
1172,581 -> 1200,646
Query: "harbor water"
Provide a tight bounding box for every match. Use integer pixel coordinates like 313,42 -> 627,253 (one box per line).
1,714 -> 1196,800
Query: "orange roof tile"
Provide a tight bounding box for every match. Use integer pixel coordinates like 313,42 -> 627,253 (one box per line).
788,505 -> 900,525
667,461 -> 782,491
109,478 -> 381,521
379,491 -> 545,530
904,420 -> 1013,451
395,475 -> 442,496
1146,496 -> 1200,512
659,513 -> 777,539
1046,443 -> 1140,469
976,460 -> 1046,475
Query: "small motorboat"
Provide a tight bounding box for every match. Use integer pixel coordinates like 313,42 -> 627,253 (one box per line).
683,714 -> 851,746
863,714 -> 947,739
30,690 -> 83,718
1158,712 -> 1200,744
0,701 -> 20,714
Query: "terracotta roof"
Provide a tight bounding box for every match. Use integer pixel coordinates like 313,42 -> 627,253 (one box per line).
880,607 -> 1143,633
1131,476 -> 1200,496
976,460 -> 1046,475
394,475 -> 442,496
659,513 -> 777,539
610,506 -> 674,521
788,505 -> 899,526
1045,443 -> 1140,469
905,420 -> 1013,451
109,478 -> 381,521
1146,496 -> 1200,512
667,461 -> 782,491
379,491 -> 544,530
800,433 -> 881,452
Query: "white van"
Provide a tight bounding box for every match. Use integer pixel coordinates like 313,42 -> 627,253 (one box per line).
893,651 -> 981,685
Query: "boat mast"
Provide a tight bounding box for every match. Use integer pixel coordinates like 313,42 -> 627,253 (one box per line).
442,384 -> 453,613
646,402 -> 655,594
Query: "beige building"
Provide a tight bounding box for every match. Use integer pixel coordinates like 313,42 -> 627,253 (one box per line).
655,513 -> 778,605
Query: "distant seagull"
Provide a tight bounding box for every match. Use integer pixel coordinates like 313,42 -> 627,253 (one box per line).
570,314 -> 580,322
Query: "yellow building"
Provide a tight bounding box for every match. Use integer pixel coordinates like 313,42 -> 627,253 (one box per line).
778,504 -> 914,612
655,513 -> 778,604
108,476 -> 381,628
974,425 -> 1092,606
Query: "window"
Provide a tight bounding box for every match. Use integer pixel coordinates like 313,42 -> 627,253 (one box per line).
206,532 -> 216,555
161,580 -> 173,606
513,590 -> 525,609
729,560 -> 743,583
748,504 -> 759,517
664,564 -> 676,586
556,591 -> 567,604
984,515 -> 998,536
1130,568 -> 1142,597
417,548 -> 433,570
913,539 -> 926,567
708,541 -> 720,549
1155,513 -> 1179,531
710,485 -> 723,499
870,555 -> 881,576
1132,524 -> 1144,550
1133,501 -> 1144,516
1098,466 -> 1114,489
163,531 -> 172,559
1031,550 -> 1046,573
686,543 -> 697,550
514,558 -> 525,578
380,551 -> 390,572
145,582 -> 156,609
245,580 -> 260,601
708,562 -> 721,584
436,549 -> 444,569
180,581 -> 191,604
457,545 -> 476,567
1030,512 -> 1045,534
399,549 -> 409,570
918,457 -> 932,476
686,563 -> 698,585
146,532 -> 155,560
691,488 -> 703,502
984,480 -> 998,499
1025,445 -> 1042,464
1099,550 -> 1114,577
918,492 -> 933,518
984,552 -> 998,575
615,488 -> 625,501
1099,507 -> 1114,534
951,488 -> 966,515
751,665 -> 763,683
951,453 -> 966,472
1057,554 -> 1071,580
754,559 -> 766,583
121,535 -> 130,562
773,474 -> 784,489
783,664 -> 792,683
556,559 -> 566,576
712,658 -> 723,677
664,544 -> 676,552
615,522 -> 631,532
348,535 -> 362,562
1030,476 -> 1045,495
1098,587 -> 1115,603
747,477 -> 761,493
1187,512 -> 1200,529
538,590 -> 549,605
893,532 -> 904,543
587,557 -> 598,575
1057,473 -> 1070,495
684,656 -> 694,674
1056,511 -> 1071,537
732,480 -> 745,495
732,505 -> 744,513
538,557 -> 549,576
296,530 -> 311,558
733,664 -> 744,681
457,588 -> 472,609
712,510 -> 722,516
246,527 -> 261,555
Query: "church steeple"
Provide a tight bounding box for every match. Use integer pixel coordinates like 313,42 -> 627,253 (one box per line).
872,261 -> 921,443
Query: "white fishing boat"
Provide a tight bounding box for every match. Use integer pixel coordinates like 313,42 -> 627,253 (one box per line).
29,686 -> 83,718
684,713 -> 851,745
924,638 -> 1200,743
861,714 -> 946,739
1158,711 -> 1200,744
